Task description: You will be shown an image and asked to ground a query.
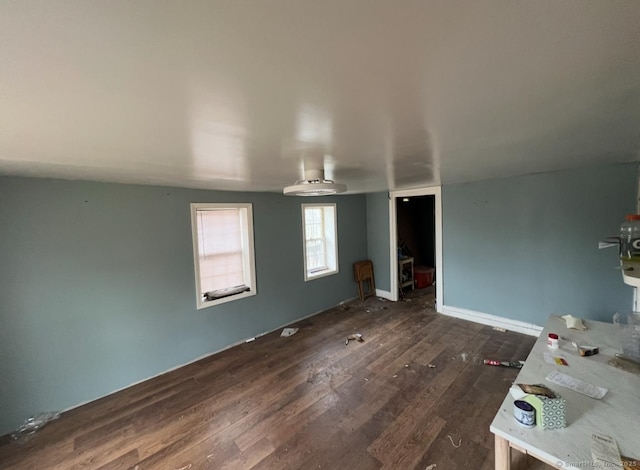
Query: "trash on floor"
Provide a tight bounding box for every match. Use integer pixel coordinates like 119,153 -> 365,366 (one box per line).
447,435 -> 462,448
12,411 -> 61,440
425,464 -> 437,470
492,326 -> 507,332
280,328 -> 299,337
428,363 -> 437,368
483,359 -> 525,369
452,352 -> 483,364
345,333 -> 364,345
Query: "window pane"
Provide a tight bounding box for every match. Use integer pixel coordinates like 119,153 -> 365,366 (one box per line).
303,204 -> 338,279
306,239 -> 326,270
197,209 -> 245,293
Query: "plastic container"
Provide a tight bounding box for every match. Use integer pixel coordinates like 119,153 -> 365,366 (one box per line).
619,313 -> 640,361
547,333 -> 559,349
414,266 -> 435,288
620,214 -> 640,262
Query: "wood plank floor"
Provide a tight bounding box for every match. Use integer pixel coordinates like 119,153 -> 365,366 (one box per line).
0,288 -> 544,470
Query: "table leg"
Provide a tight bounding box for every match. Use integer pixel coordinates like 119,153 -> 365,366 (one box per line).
494,434 -> 511,470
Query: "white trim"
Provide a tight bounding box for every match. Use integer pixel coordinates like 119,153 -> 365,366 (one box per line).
302,203 -> 339,282
375,289 -> 394,301
388,186 -> 443,311
440,304 -> 543,337
190,202 -> 257,309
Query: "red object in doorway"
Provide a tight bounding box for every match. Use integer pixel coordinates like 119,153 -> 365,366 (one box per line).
414,266 -> 434,289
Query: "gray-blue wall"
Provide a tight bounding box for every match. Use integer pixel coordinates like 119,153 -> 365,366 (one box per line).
442,163 -> 637,325
0,176 -> 368,435
366,192 -> 391,292
2,162 -> 637,435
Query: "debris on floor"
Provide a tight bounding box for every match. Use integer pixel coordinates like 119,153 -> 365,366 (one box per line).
12,411 -> 61,440
428,363 -> 436,368
426,464 -> 437,470
345,333 -> 364,345
340,304 -> 350,311
447,435 -> 462,448
483,359 -> 524,369
175,464 -> 192,470
492,326 -> 507,332
245,337 -> 256,343
452,352 -> 483,365
280,327 -> 299,337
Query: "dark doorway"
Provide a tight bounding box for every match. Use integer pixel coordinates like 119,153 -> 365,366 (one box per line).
396,195 -> 436,288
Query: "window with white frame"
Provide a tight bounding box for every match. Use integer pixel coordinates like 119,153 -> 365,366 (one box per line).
190,203 -> 256,309
302,203 -> 338,281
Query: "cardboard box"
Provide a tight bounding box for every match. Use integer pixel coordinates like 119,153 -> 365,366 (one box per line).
524,394 -> 566,430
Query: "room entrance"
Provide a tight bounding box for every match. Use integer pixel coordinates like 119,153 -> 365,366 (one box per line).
389,187 -> 443,309
396,195 -> 435,295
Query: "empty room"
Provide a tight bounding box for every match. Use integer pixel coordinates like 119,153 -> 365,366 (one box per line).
1,1 -> 639,469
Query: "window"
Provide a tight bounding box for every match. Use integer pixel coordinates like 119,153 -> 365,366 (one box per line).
190,203 -> 256,309
302,203 -> 338,281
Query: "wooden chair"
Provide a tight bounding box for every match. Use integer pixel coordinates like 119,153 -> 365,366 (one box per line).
354,260 -> 375,302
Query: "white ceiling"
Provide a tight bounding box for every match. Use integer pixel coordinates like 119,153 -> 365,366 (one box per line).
1,1 -> 639,194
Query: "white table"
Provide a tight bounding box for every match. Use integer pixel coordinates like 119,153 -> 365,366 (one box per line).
490,316 -> 640,470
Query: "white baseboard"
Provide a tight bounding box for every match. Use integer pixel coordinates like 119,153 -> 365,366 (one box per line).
375,289 -> 394,301
440,305 -> 542,337
58,298 -> 357,416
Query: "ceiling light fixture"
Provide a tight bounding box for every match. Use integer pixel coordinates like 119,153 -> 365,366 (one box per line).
283,169 -> 347,196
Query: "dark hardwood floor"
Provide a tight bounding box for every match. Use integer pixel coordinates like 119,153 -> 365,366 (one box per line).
0,288 -> 539,470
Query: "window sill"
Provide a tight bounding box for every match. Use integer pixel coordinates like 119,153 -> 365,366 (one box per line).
304,268 -> 338,282
197,289 -> 256,309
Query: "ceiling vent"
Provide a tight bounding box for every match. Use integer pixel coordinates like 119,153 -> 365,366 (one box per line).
283,169 -> 347,196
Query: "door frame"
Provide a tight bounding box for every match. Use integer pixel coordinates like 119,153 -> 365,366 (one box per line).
388,186 -> 443,310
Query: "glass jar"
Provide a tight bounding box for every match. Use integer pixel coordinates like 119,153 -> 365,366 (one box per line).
620,214 -> 640,262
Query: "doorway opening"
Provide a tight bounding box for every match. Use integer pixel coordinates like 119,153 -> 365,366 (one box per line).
389,187 -> 443,309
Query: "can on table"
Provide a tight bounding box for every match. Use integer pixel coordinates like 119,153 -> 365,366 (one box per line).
514,400 -> 535,428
